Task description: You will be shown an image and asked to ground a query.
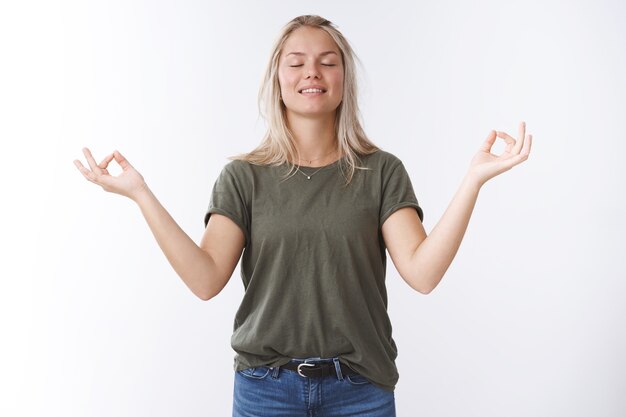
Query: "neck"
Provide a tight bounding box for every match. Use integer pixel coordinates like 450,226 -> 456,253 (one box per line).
286,112 -> 339,165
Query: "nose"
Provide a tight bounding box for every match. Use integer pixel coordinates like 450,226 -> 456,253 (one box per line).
304,63 -> 321,79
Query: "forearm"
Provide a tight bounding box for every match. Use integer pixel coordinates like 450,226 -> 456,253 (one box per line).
410,174 -> 482,293
132,183 -> 217,300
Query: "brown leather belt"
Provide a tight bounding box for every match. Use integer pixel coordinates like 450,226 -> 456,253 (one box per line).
280,360 -> 360,378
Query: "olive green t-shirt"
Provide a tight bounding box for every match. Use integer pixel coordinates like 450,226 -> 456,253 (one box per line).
203,149 -> 424,392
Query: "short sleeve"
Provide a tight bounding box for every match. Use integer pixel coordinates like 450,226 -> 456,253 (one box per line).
203,163 -> 250,247
379,160 -> 424,228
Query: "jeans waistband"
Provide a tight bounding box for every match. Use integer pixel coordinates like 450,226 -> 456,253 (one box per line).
278,356 -> 358,379
289,356 -> 337,364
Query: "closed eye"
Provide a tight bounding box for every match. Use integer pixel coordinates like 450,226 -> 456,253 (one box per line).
289,64 -> 336,67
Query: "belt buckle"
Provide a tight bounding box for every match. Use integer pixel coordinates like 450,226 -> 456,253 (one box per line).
297,362 -> 316,377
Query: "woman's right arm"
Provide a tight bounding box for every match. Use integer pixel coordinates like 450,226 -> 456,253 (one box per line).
133,185 -> 245,300
74,148 -> 245,301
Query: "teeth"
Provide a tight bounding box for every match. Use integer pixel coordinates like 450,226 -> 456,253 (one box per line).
301,88 -> 324,93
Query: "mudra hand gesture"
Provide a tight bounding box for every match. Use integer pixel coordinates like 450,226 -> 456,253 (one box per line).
468,121 -> 533,187
73,148 -> 147,201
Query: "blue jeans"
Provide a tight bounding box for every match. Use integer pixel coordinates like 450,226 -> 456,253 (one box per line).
233,356 -> 396,417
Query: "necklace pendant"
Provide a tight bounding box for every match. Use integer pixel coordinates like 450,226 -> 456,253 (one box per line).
307,176 -> 311,180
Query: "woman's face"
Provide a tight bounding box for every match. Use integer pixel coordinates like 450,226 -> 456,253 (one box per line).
277,26 -> 344,119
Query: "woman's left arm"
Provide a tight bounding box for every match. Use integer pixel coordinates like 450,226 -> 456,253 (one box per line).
382,121 -> 533,294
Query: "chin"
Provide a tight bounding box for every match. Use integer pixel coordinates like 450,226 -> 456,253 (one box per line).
296,110 -> 337,119
286,104 -> 341,117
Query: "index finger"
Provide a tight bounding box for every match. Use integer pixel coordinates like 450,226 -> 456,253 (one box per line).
99,152 -> 115,169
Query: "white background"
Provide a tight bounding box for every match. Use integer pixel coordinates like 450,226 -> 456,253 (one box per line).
1,0 -> 625,416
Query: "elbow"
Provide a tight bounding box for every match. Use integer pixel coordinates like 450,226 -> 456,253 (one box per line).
194,283 -> 217,301
409,273 -> 436,295
197,288 -> 218,301
409,281 -> 433,295
198,293 -> 212,301
402,272 -> 434,295
418,285 -> 434,295
193,272 -> 223,301
197,280 -> 227,301
414,268 -> 445,295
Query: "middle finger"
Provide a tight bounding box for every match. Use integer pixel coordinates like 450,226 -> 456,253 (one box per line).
82,147 -> 102,173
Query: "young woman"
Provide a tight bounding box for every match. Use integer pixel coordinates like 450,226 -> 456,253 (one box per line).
74,14 -> 532,417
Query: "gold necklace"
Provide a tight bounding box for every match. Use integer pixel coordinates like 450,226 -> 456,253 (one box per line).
297,147 -> 338,165
295,149 -> 341,180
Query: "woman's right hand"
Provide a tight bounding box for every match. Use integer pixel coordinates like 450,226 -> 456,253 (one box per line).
74,147 -> 147,201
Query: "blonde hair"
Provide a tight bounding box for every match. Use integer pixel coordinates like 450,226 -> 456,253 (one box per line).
229,14 -> 380,185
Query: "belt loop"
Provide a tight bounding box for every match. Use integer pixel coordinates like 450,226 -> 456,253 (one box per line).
332,357 -> 344,380
271,365 -> 280,379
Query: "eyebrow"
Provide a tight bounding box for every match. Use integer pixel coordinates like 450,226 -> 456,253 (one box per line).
285,51 -> 339,57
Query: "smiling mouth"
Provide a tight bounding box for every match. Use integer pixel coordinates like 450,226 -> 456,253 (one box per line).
299,88 -> 327,94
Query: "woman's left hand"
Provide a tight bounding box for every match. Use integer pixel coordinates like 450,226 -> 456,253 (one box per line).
467,121 -> 532,187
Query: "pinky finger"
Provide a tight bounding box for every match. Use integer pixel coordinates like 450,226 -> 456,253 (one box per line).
524,134 -> 532,155
513,149 -> 530,165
